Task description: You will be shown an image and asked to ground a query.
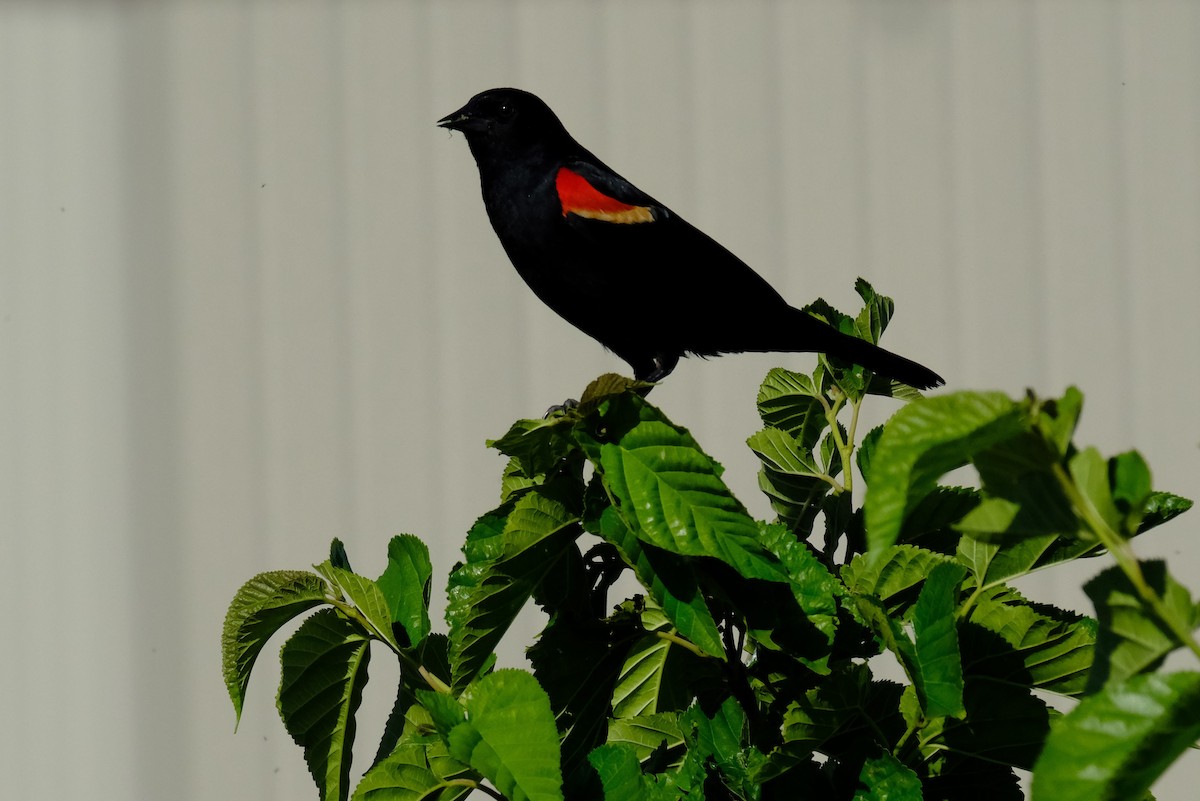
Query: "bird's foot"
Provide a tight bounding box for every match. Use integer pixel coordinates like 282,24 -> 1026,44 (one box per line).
543,398 -> 579,419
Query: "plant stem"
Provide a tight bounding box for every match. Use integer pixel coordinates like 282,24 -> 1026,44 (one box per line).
656,629 -> 714,660
840,397 -> 863,494
1052,463 -> 1200,662
326,595 -> 454,693
445,779 -> 505,800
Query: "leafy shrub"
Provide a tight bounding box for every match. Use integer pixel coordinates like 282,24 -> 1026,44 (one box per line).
223,282 -> 1198,800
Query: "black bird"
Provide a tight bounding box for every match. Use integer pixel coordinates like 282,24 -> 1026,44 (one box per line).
438,88 -> 943,389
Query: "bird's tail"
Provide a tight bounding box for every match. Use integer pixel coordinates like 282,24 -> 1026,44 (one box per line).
777,309 -> 945,390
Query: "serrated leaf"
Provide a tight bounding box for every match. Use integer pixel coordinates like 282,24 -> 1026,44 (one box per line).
910,562 -> 968,717
488,416 -> 577,480
1138,491 -> 1193,534
941,679 -> 1052,770
416,690 -> 467,738
1031,672 -> 1200,801
326,564 -> 402,651
589,743 -> 689,801
1084,561 -> 1199,692
962,585 -> 1096,697
578,373 -> 654,412
501,457 -> 540,502
611,635 -> 674,719
856,425 -> 885,487
222,570 -> 328,724
444,670 -> 564,801
278,609 -> 372,801
853,753 -> 922,801
782,663 -> 904,753
1035,386 -> 1083,456
596,505 -> 724,659
377,534 -> 433,648
957,524 -> 1114,593
748,426 -> 835,535
756,367 -> 828,443
353,742 -> 470,801
446,483 -> 581,690
841,545 -> 955,616
1110,451 -> 1152,522
865,391 -> 1024,560
606,713 -> 685,761
588,396 -> 785,582
899,485 -> 981,554
529,602 -> 643,798
853,277 -> 894,346
760,522 -> 843,650
1070,447 -> 1122,539
331,538 -> 353,571
680,698 -> 764,796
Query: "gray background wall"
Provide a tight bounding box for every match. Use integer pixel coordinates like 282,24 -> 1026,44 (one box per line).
3,1 -> 1199,798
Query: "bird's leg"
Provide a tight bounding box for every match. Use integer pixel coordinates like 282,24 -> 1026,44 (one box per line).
542,397 -> 579,419
635,353 -> 680,384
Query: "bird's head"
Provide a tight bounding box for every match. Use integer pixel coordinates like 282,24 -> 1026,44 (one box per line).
438,88 -> 572,163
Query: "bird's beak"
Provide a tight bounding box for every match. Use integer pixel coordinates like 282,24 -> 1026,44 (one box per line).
437,106 -> 484,133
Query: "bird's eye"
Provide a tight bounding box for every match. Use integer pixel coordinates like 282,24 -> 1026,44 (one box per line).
498,102 -> 515,118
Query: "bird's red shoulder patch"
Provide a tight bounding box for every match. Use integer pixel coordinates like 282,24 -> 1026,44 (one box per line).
555,167 -> 654,224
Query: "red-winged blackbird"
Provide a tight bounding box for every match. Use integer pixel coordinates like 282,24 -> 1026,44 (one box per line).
438,88 -> 944,389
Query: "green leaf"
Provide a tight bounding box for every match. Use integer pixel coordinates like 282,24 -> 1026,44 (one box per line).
680,698 -> 765,797
853,565 -> 967,721
354,707 -> 472,801
588,743 -> 693,801
957,521 -> 1117,593
853,752 -> 922,801
330,538 -> 353,571
1138,491 -> 1193,535
1034,385 -> 1083,456
222,570 -> 328,724
841,545 -> 955,616
1110,451 -> 1152,523
1084,561 -> 1199,692
417,690 -> 467,737
446,482 -> 582,690
748,426 -> 834,534
1031,671 -> 1200,801
501,457 -> 540,501
899,485 -> 981,554
760,522 -> 842,645
444,670 -> 565,801
853,277 -> 894,346
961,585 -> 1096,697
577,373 -> 654,412
1070,447 -> 1122,539
755,367 -> 829,447
606,713 -> 685,761
377,534 -> 433,648
612,634 -> 676,718
353,742 -> 470,801
587,395 -> 785,582
325,564 -> 403,651
865,391 -> 1024,559
489,416 -> 577,479
909,562 -> 968,718
938,679 -> 1052,771
529,599 -> 644,798
856,425 -> 885,487
278,609 -> 372,801
782,663 -> 904,753
596,505 -> 724,659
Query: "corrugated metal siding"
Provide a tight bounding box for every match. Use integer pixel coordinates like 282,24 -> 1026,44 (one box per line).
3,1 -> 1198,797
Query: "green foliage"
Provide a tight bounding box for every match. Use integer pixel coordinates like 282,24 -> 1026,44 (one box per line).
222,281 -> 1199,800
